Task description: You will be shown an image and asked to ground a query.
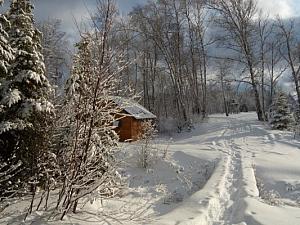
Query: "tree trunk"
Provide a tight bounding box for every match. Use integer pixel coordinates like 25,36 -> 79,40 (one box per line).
221,74 -> 229,116
249,64 -> 263,121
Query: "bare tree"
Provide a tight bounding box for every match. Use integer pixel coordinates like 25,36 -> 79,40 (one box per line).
217,60 -> 231,116
257,12 -> 273,120
129,1 -> 194,128
276,18 -> 300,108
210,0 -> 264,121
37,19 -> 70,91
265,38 -> 287,105
183,0 -> 211,117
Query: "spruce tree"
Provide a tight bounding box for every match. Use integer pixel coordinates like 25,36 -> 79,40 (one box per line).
269,92 -> 295,130
0,1 -> 14,81
0,0 -> 14,99
0,0 -> 18,198
0,0 -> 14,105
0,0 -> 53,190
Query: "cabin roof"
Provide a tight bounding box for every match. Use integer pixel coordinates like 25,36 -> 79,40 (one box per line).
111,96 -> 156,120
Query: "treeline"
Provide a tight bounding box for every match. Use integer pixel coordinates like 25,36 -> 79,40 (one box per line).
112,0 -> 300,127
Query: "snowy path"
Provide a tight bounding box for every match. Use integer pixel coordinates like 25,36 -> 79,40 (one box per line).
155,113 -> 300,225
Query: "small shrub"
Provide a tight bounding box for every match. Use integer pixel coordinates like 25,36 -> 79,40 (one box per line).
136,121 -> 158,169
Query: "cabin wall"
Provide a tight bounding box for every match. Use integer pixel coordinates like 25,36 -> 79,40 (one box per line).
115,115 -> 154,142
115,116 -> 133,142
131,119 -> 143,141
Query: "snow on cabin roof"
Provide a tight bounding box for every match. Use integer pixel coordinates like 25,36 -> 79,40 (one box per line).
111,96 -> 156,120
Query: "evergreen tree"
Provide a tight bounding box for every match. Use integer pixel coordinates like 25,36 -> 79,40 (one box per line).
0,0 -> 53,191
269,92 -> 295,130
0,1 -> 14,81
0,0 -> 19,199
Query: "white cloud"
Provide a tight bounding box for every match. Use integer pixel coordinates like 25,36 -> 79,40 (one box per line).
257,0 -> 295,18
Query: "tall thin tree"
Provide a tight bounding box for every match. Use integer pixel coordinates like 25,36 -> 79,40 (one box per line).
210,0 -> 264,121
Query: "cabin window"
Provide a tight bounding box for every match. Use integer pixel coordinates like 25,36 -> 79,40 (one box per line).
113,120 -> 120,127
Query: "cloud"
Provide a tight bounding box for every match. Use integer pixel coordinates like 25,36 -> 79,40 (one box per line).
256,0 -> 295,18
1,0 -> 146,42
33,0 -> 94,41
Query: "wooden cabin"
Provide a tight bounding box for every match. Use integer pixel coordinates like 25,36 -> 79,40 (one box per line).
111,97 -> 156,142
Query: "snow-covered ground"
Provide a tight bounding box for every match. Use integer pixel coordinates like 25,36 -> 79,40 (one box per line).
154,112 -> 300,225
1,112 -> 300,225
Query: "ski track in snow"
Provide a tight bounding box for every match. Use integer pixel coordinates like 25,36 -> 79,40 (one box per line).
155,115 -> 263,225
208,118 -> 249,225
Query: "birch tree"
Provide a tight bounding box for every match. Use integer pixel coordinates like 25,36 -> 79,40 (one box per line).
265,39 -> 287,104
133,2 -> 185,125
257,12 -> 273,120
37,19 -> 70,91
210,0 -> 264,121
276,18 -> 300,109
183,0 -> 210,117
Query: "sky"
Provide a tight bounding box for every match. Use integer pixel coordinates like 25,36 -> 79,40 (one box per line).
1,0 -> 300,41
30,0 -> 148,38
1,0 -> 148,41
257,0 -> 300,19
